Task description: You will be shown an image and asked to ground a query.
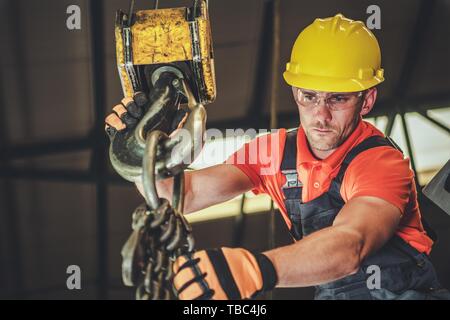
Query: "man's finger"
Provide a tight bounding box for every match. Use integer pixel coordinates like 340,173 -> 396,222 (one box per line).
133,91 -> 148,108
173,255 -> 190,274
173,265 -> 197,291
105,113 -> 126,131
113,104 -> 137,127
177,281 -> 207,300
112,104 -> 127,117
121,97 -> 143,119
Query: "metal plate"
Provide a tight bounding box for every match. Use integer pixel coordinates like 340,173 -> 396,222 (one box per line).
423,159 -> 450,215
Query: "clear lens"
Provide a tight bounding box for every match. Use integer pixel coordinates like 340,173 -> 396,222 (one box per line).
297,89 -> 363,111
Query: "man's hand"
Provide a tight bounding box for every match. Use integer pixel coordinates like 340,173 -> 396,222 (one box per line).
172,247 -> 278,300
104,92 -> 148,139
104,92 -> 152,183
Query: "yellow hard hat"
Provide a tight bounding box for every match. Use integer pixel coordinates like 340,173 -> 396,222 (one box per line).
283,13 -> 384,92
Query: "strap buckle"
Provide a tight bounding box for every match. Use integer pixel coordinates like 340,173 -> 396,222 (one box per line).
281,169 -> 303,189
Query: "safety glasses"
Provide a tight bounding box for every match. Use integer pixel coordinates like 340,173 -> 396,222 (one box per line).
296,88 -> 364,111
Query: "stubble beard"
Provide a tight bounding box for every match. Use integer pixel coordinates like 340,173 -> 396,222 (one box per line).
305,112 -> 361,152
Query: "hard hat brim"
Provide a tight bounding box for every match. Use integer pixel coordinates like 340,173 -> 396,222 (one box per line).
283,71 -> 384,93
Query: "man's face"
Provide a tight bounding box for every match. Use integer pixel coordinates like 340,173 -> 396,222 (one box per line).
292,87 -> 376,152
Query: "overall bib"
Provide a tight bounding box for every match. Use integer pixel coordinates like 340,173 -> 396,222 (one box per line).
281,129 -> 450,300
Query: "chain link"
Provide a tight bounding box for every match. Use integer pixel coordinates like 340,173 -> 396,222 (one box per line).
121,129 -> 196,300
121,197 -> 194,300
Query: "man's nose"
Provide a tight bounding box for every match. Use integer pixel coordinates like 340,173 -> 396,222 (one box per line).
313,100 -> 332,121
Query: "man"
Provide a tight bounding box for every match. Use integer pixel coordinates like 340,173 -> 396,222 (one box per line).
105,14 -> 450,300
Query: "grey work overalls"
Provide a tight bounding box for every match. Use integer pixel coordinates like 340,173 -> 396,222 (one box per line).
280,129 -> 450,300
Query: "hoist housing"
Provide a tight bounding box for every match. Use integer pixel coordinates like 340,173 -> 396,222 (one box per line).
115,0 -> 216,105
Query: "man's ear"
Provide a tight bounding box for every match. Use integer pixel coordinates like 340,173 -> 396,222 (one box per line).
360,87 -> 377,116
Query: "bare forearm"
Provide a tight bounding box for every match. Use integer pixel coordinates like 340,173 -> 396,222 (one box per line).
135,172 -> 210,214
263,226 -> 363,287
134,164 -> 253,214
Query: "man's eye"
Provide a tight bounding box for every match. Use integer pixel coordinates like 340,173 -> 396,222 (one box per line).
330,96 -> 349,103
303,95 -> 314,101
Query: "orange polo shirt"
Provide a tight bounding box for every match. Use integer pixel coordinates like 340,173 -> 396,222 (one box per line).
226,120 -> 433,254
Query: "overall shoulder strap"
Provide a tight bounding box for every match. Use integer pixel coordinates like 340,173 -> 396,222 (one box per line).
327,135 -> 399,198
333,135 -> 400,185
280,129 -> 302,199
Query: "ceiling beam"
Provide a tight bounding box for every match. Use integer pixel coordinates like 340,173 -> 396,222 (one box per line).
244,0 -> 276,128
0,136 -> 92,161
394,0 -> 436,101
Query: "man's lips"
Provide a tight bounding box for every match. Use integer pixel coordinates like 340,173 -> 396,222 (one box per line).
312,128 -> 333,133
